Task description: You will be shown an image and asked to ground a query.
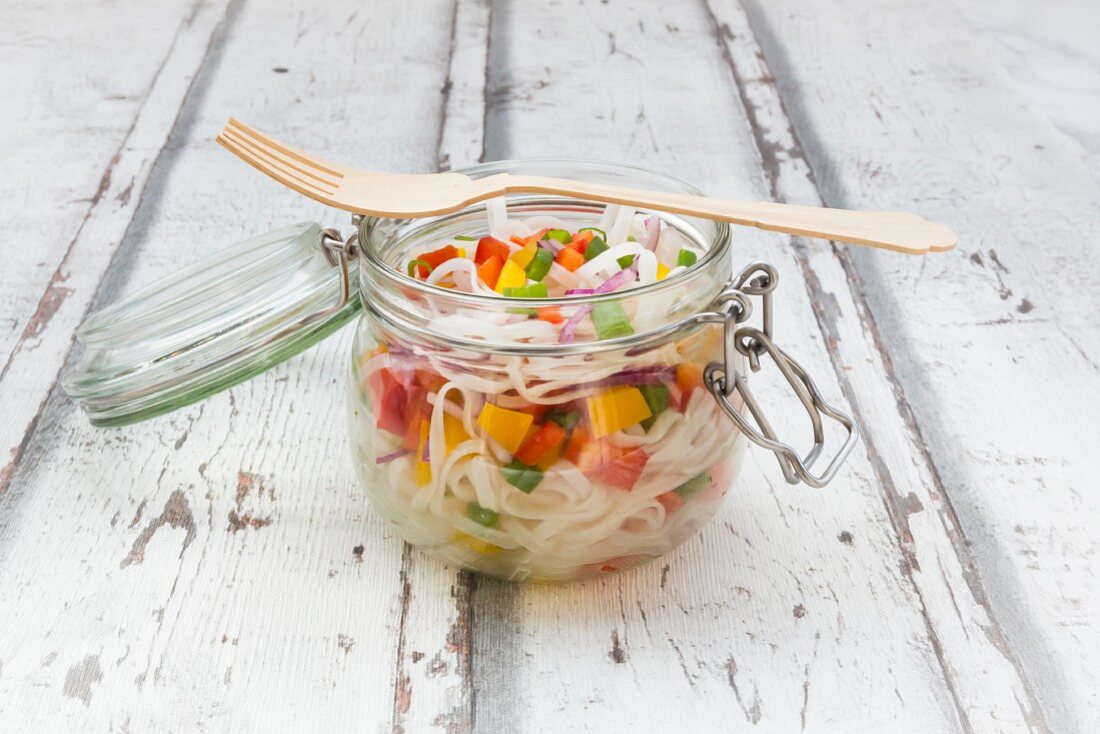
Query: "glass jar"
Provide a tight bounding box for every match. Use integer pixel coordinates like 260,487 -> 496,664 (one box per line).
350,161 -> 748,581
63,159 -> 857,583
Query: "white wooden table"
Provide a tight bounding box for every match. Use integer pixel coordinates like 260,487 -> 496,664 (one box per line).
2,0 -> 1098,731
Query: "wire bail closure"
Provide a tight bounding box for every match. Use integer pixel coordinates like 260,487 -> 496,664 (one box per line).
704,262 -> 859,488
317,226 -> 360,322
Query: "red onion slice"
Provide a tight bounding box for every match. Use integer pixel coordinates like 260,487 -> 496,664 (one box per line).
558,263 -> 639,343
376,448 -> 412,465
642,215 -> 661,251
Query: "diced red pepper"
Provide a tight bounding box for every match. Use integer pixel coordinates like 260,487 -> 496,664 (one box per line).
555,247 -> 584,272
537,307 -> 564,325
411,245 -> 460,277
402,405 -> 427,450
475,236 -> 510,265
570,230 -> 594,251
514,422 -> 567,466
571,436 -> 649,490
588,447 -> 649,491
367,369 -> 407,437
656,491 -> 685,514
476,254 -> 504,289
416,369 -> 448,393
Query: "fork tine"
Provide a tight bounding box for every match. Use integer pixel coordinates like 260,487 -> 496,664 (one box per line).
226,118 -> 345,179
222,127 -> 341,190
216,134 -> 337,201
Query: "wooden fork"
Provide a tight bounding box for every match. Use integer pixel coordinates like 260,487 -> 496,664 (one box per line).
217,119 -> 955,255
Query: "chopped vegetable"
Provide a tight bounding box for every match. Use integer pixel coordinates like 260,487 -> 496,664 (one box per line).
617,254 -> 636,269
563,426 -> 590,465
514,422 -> 567,466
443,413 -> 470,453
586,386 -> 653,438
367,369 -> 407,436
570,230 -> 594,251
676,249 -> 698,268
466,502 -> 500,527
376,448 -> 412,465
537,307 -> 564,324
407,259 -> 433,278
494,259 -> 528,294
555,247 -> 584,272
676,363 -> 705,396
415,420 -> 431,486
637,384 -> 670,431
656,263 -> 671,280
501,459 -> 542,493
477,254 -> 504,289
656,491 -> 684,514
583,236 -> 609,261
503,283 -> 548,298
476,403 -> 534,453
420,245 -> 459,272
574,440 -> 650,490
546,228 -> 572,244
577,226 -> 605,239
475,236 -> 510,265
525,247 -> 554,281
454,234 -> 477,241
545,409 -> 580,429
674,472 -> 710,498
535,444 -> 562,471
453,531 -> 501,555
511,241 -> 538,269
590,301 -> 634,340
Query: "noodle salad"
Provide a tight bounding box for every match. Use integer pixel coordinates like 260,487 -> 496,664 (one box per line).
350,200 -> 746,581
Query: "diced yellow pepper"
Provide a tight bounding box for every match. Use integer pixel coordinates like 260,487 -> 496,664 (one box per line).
586,386 -> 653,438
476,403 -> 534,453
456,247 -> 467,258
510,241 -> 538,269
453,531 -> 501,555
414,420 -> 431,486
656,263 -> 671,280
494,259 -> 528,294
443,413 -> 470,453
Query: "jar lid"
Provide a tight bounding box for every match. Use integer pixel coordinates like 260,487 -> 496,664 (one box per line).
63,222 -> 361,426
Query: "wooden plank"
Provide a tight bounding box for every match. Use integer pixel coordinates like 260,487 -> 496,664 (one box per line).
471,0 -> 1034,730
0,0 -> 234,495
738,0 -> 1100,730
393,1 -> 491,731
705,1 -> 1047,730
0,0 -> 461,731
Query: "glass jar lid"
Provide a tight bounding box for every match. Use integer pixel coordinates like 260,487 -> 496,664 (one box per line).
63,221 -> 361,426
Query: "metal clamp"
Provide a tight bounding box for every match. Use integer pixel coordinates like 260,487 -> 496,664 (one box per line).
314,226 -> 360,323
704,262 -> 859,488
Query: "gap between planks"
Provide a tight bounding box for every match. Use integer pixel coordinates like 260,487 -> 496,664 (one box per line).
390,1 -> 491,732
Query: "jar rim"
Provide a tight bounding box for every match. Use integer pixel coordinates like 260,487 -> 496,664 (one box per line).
356,158 -> 731,311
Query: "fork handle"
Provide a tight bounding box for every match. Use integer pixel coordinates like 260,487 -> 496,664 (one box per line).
502,175 -> 955,254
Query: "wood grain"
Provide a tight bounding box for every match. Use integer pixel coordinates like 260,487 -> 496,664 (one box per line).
0,0 -> 461,730
0,0 -> 1095,731
475,0 -> 1012,730
740,0 -> 1100,730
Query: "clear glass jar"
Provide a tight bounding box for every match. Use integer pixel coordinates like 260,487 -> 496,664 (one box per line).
63,159 -> 857,584
348,161 -> 748,581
